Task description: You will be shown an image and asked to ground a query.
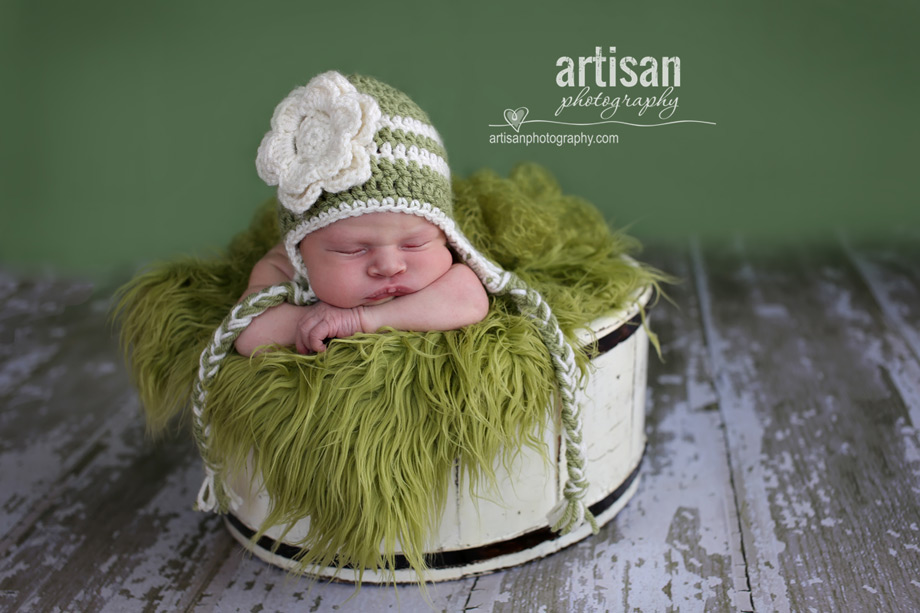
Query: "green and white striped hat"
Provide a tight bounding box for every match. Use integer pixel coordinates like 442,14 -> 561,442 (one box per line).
255,71 -> 501,295
250,71 -> 597,534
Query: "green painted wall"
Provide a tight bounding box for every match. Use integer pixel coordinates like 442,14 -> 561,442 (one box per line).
2,0 -> 916,279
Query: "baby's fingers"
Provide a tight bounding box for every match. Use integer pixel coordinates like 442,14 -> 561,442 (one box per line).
293,318 -> 321,354
295,334 -> 318,354
308,320 -> 332,353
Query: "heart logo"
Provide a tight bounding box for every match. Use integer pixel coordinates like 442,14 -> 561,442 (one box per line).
503,107 -> 529,133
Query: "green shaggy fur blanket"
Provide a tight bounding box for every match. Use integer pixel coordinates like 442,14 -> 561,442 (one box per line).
115,163 -> 664,579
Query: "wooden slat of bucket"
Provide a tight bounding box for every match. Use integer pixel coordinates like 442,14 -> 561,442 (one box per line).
581,326 -> 645,505
631,325 -> 650,477
429,461 -> 460,547
451,408 -> 560,548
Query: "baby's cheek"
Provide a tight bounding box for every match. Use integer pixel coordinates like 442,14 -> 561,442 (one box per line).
307,262 -> 359,307
431,246 -> 455,276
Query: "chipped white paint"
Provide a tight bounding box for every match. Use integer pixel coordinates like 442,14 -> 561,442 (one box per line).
97,457 -> 232,613
841,235 -> 920,365
840,238 -> 920,474
754,303 -> 790,318
828,261 -> 920,435
690,238 -> 791,612
0,345 -> 59,395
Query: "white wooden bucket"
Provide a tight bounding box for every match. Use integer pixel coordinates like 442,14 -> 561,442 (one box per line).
224,285 -> 653,583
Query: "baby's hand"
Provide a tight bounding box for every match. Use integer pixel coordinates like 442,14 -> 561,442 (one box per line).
294,302 -> 366,354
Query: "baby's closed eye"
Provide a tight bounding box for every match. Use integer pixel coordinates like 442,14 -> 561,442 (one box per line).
401,241 -> 431,250
330,247 -> 368,256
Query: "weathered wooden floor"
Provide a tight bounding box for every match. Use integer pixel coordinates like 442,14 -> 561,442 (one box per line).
1,234 -> 919,612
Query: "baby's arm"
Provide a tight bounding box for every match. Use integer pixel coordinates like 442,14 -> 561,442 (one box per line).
295,263 -> 489,353
360,263 -> 488,335
234,247 -> 489,356
234,245 -> 309,356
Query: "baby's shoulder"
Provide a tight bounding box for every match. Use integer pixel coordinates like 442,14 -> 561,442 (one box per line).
252,243 -> 296,281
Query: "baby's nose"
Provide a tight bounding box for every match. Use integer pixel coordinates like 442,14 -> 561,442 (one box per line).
369,248 -> 407,277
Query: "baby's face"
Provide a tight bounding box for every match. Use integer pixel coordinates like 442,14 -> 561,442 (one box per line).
299,212 -> 454,308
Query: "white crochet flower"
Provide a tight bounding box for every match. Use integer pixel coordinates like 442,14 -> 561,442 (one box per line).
256,71 -> 381,213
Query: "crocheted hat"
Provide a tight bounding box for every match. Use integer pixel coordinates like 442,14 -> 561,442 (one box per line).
192,71 -> 595,536
254,71 -> 496,297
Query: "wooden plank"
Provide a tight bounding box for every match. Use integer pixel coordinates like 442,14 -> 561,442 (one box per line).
0,278 -> 233,611
0,276 -> 121,539
192,553 -> 479,612
0,430 -> 233,612
841,232 -> 920,430
462,245 -> 738,612
692,237 -> 920,612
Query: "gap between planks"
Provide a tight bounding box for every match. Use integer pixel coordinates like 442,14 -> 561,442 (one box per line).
689,237 -> 756,613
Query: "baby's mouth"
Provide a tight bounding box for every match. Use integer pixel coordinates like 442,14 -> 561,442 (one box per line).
365,286 -> 412,302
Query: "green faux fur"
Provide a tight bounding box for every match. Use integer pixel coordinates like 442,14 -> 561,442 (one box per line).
114,163 -> 666,579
